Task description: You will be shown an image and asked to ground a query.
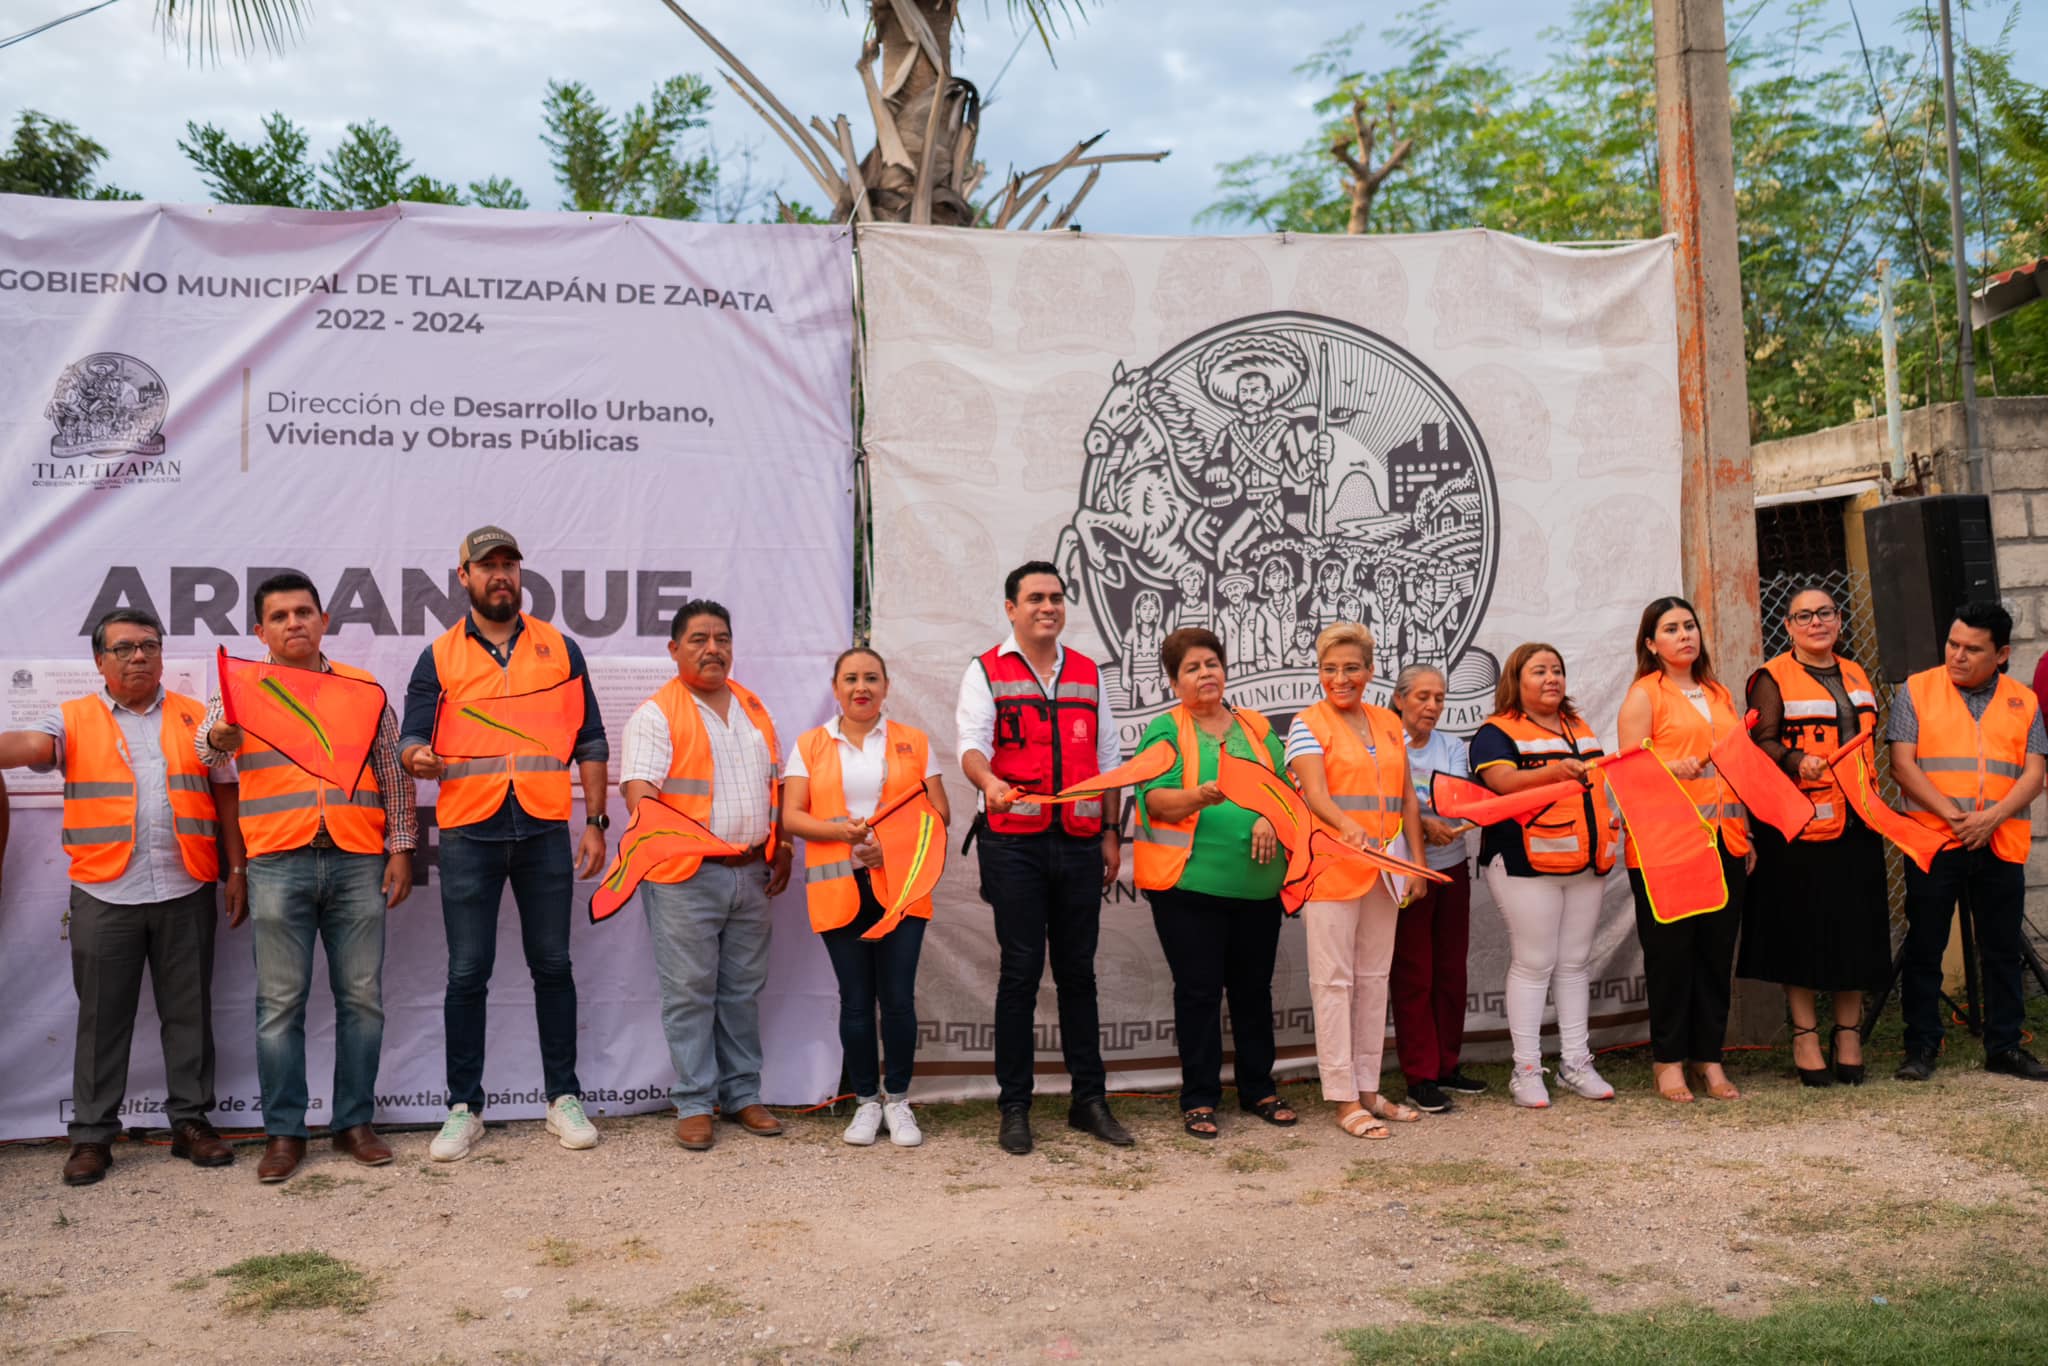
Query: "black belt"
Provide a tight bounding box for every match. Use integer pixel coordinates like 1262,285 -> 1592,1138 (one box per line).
708,843 -> 766,867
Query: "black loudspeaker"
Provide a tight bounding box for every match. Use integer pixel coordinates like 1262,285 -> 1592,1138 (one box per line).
1861,494 -> 2001,685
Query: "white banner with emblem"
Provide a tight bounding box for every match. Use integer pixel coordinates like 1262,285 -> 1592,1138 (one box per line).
0,196 -> 854,1139
858,225 -> 1684,1098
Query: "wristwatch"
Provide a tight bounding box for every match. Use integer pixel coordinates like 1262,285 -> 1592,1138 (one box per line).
586,813 -> 610,831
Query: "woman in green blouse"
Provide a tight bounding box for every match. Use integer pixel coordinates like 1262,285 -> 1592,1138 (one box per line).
1132,627 -> 1299,1138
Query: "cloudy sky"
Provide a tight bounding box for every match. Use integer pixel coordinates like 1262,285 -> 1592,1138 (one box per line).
5,0 -> 2040,236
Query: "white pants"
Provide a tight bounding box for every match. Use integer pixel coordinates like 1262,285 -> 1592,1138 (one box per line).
1484,862 -> 1604,1069
1303,881 -> 1399,1101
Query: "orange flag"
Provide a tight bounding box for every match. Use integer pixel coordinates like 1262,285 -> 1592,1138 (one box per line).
1709,709 -> 1815,841
1281,828 -> 1448,914
1601,746 -> 1728,923
1214,750 -> 1319,884
589,796 -> 745,923
433,676 -> 585,764
1431,771 -> 1584,828
1013,742 -> 1176,806
859,787 -> 948,941
1827,728 -> 1957,874
217,647 -> 386,799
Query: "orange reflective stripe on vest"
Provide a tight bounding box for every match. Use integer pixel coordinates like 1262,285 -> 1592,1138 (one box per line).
1133,707 -> 1274,892
430,616 -> 574,829
60,691 -> 220,884
798,720 -> 931,932
1481,712 -> 1618,875
1627,675 -> 1749,864
1903,666 -> 2037,865
238,659 -> 388,857
643,677 -> 781,885
1753,653 -> 1875,843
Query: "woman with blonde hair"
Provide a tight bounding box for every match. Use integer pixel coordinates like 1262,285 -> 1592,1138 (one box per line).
1286,623 -> 1425,1139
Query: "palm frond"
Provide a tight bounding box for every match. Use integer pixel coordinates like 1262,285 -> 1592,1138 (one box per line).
154,0 -> 308,64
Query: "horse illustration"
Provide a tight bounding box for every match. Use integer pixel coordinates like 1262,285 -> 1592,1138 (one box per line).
1056,361 -> 1213,595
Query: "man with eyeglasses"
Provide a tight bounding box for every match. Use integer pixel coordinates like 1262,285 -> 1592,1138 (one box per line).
0,608 -> 246,1185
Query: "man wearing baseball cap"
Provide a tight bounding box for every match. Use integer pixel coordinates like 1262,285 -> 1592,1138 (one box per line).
396,527 -> 611,1160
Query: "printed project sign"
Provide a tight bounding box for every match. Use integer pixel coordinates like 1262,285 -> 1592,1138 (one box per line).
858,226 -> 1685,1098
0,197 -> 854,1138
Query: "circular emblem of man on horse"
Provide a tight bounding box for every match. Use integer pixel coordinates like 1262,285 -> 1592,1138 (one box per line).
1056,311 -> 1502,739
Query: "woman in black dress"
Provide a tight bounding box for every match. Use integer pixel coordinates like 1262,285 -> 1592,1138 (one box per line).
1738,584 -> 1891,1085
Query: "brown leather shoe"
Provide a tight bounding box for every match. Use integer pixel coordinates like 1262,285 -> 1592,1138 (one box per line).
61,1143 -> 112,1186
728,1104 -> 784,1137
256,1136 -> 306,1183
170,1120 -> 235,1167
674,1114 -> 714,1150
331,1124 -> 394,1166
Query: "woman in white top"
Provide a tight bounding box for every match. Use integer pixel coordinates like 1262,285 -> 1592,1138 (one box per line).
780,648 -> 949,1147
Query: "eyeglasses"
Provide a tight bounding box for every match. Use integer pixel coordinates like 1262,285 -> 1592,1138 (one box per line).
1788,608 -> 1839,627
101,640 -> 163,661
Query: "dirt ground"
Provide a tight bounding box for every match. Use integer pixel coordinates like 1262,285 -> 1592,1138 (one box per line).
4,1044 -> 2046,1365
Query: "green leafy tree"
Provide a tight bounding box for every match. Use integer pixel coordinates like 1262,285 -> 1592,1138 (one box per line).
541,76 -> 718,219
178,113 -> 522,211
0,111 -> 138,200
314,121 -> 463,210
178,112 -> 316,206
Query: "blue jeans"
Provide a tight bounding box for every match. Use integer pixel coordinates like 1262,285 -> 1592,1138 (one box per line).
246,846 -> 387,1137
642,861 -> 772,1118
439,825 -> 579,1111
1902,846 -> 2028,1057
819,870 -> 928,1098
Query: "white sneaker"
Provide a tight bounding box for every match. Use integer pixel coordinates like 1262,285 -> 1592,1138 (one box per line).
1557,1056 -> 1616,1101
429,1104 -> 483,1161
882,1097 -> 922,1148
547,1094 -> 599,1150
842,1100 -> 884,1147
1509,1063 -> 1551,1109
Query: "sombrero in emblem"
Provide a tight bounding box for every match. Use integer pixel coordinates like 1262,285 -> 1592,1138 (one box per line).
1199,332 -> 1311,407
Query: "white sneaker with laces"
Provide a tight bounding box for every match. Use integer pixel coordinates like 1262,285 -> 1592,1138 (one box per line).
429,1104 -> 483,1161
843,1100 -> 884,1146
1509,1062 -> 1551,1109
547,1094 -> 600,1149
883,1096 -> 922,1148
1557,1056 -> 1616,1101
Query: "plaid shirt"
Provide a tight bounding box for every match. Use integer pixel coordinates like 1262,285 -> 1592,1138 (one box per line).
196,655 -> 419,853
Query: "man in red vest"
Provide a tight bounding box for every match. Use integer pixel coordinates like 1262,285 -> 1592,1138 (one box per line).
955,561 -> 1132,1155
1889,602 -> 2048,1082
198,571 -> 418,1182
0,609 -> 244,1185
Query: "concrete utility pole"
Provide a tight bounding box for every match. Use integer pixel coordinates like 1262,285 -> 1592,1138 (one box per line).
1653,0 -> 1760,683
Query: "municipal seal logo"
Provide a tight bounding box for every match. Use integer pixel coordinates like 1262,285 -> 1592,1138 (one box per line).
36,353 -> 175,488
1057,311 -> 1501,738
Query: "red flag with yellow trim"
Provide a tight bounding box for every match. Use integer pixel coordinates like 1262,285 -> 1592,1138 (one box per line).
217,647 -> 385,799
1828,728 -> 1957,874
589,796 -> 745,923
1601,746 -> 1728,923
433,676 -> 585,763
1431,771 -> 1584,828
1013,742 -> 1176,806
1709,709 -> 1816,841
860,787 -> 948,941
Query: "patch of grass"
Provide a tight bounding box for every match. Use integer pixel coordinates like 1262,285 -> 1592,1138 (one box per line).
281,1173 -> 362,1200
1437,1199 -> 1569,1250
50,1211 -> 70,1229
0,1287 -> 61,1316
533,1236 -> 584,1267
414,1161 -> 451,1182
1089,1162 -> 1154,1191
1297,1188 -> 1331,1207
615,1237 -> 660,1262
669,1282 -> 745,1320
171,1275 -> 209,1293
1408,1268 -> 1588,1325
1934,1110 -> 2048,1188
452,1305 -> 485,1323
830,1333 -> 873,1356
942,1182 -> 997,1196
565,1296 -> 600,1316
1756,1195 -> 2025,1242
213,1251 -> 375,1316
892,1098 -> 1001,1138
1345,1158 -> 1512,1193
1226,1148 -> 1288,1174
1340,1278 -> 2048,1363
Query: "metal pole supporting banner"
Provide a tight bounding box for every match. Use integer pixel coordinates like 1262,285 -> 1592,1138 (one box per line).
1937,0 -> 1988,494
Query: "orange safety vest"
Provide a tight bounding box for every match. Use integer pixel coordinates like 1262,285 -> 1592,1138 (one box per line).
60,691 -> 220,885
643,676 -> 781,885
1133,706 -> 1275,892
796,719 -> 931,932
1751,653 -> 1877,843
1902,665 -> 2038,865
234,658 -> 388,858
1625,673 -> 1750,864
430,615 -> 575,829
1480,712 -> 1619,876
1293,698 -> 1409,900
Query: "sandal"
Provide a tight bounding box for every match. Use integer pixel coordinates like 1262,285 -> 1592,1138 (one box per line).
1338,1107 -> 1391,1140
1364,1093 -> 1422,1124
1182,1108 -> 1219,1139
1686,1063 -> 1741,1102
1652,1061 -> 1694,1104
1241,1095 -> 1299,1127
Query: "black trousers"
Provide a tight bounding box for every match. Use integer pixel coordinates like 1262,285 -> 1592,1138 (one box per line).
1629,848 -> 1746,1065
67,883 -> 219,1144
1901,847 -> 2028,1057
978,829 -> 1107,1109
1147,887 -> 1283,1112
